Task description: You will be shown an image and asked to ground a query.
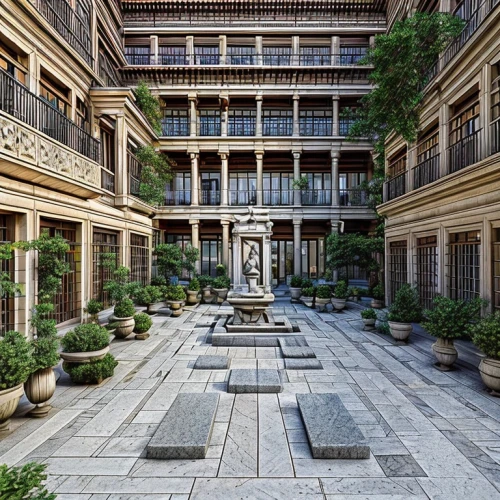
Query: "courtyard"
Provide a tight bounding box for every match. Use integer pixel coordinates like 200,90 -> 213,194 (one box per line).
1,298 -> 500,499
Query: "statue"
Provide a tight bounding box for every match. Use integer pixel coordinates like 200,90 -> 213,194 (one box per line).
242,241 -> 260,293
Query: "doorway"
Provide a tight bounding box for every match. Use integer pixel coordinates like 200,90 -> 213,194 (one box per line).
271,240 -> 294,285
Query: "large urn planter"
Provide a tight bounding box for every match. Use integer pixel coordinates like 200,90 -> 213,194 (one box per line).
109,315 -> 135,339
290,287 -> 302,301
432,338 -> 458,371
371,299 -> 384,309
186,290 -> 200,305
202,287 -> 216,304
168,300 -> 184,317
0,383 -> 24,431
388,321 -> 412,342
213,288 -> 228,304
147,301 -> 165,314
331,298 -> 347,311
24,367 -> 57,418
315,297 -> 330,312
363,318 -> 376,328
478,358 -> 500,396
60,346 -> 110,364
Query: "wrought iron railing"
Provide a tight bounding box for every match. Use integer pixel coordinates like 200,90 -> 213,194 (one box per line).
301,189 -> 332,205
263,189 -> 294,206
448,129 -> 482,174
229,190 -> 257,206
299,118 -> 332,136
200,190 -> 220,205
101,169 -> 115,193
414,153 -> 440,189
491,120 -> 500,155
385,171 -> 406,201
164,190 -> 191,205
339,189 -> 368,206
0,68 -> 100,162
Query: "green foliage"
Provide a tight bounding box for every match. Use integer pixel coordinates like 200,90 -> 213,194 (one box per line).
349,286 -> 360,297
198,275 -> 214,288
292,176 -> 309,190
0,462 -> 56,500
290,275 -> 303,288
133,312 -> 153,334
0,243 -> 21,298
334,280 -> 349,300
134,81 -> 162,134
188,278 -> 200,291
371,283 -> 385,300
154,244 -> 184,281
387,284 -> 421,323
84,299 -> 103,317
361,308 -> 377,320
151,276 -> 167,287
60,324 -> 110,353
301,286 -> 315,297
113,298 -> 136,318
213,276 -> 230,289
99,252 -> 119,272
135,146 -> 173,206
166,285 -> 186,301
183,244 -> 200,279
215,264 -> 227,277
135,285 -> 163,305
326,233 -> 384,282
472,312 -> 500,360
422,296 -> 485,340
377,320 -> 391,336
316,285 -> 332,299
0,331 -> 33,390
301,279 -> 313,288
103,266 -> 135,305
63,353 -> 117,385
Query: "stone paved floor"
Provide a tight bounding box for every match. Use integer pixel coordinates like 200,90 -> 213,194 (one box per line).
2,299 -> 500,499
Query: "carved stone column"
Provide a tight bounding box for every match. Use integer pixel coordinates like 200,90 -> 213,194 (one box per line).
331,150 -> 340,206
220,152 -> 229,206
190,153 -> 199,206
189,93 -> 198,137
293,151 -> 302,206
293,93 -> 300,136
332,95 -> 339,136
256,94 -> 263,136
256,151 -> 264,206
221,219 -> 231,272
293,219 -> 302,276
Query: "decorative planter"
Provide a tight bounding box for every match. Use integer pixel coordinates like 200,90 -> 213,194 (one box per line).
478,358 -> 500,395
0,383 -> 24,431
300,296 -> 313,307
24,367 -> 56,418
134,329 -> 151,340
331,298 -> 347,311
167,300 -> 184,317
202,287 -> 216,304
363,318 -> 376,328
316,298 -> 330,312
186,290 -> 201,305
147,301 -> 165,314
432,338 -> 458,371
371,299 -> 384,309
110,315 -> 135,339
388,321 -> 412,342
60,346 -> 110,364
290,287 -> 302,300
213,288 -> 229,304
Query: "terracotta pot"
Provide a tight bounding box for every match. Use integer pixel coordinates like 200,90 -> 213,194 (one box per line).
60,346 -> 109,363
24,367 -> 56,418
363,318 -> 376,327
186,290 -> 200,305
213,288 -> 228,303
432,337 -> 458,370
371,299 -> 384,309
478,358 -> 500,395
112,316 -> 135,339
315,297 -> 330,312
290,287 -> 302,300
0,383 -> 24,431
388,321 -> 412,341
331,298 -> 347,311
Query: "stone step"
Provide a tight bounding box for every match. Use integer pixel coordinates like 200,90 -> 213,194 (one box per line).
212,330 -> 300,347
285,359 -> 323,370
146,393 -> 219,459
194,355 -> 230,370
296,393 -> 370,459
227,369 -> 282,393
278,337 -> 316,358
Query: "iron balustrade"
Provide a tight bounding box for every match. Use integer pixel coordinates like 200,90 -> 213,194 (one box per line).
229,190 -> 257,206
228,116 -> 256,136
125,52 -> 153,66
101,169 -> 115,193
301,189 -> 332,205
492,120 -> 500,155
385,171 -> 406,201
98,52 -> 120,87
128,151 -> 142,198
164,190 -> 191,205
339,189 -> 368,206
414,153 -> 441,189
448,129 -> 482,174
263,115 -> 293,136
200,190 -> 220,205
299,118 -> 332,136
161,117 -> 189,136
32,0 -> 92,65
263,189 -> 294,206
0,69 -> 100,162
339,119 -> 355,136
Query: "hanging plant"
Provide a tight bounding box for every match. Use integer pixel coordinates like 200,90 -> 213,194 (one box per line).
134,81 -> 162,135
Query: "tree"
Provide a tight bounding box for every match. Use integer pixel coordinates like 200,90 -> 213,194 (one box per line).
134,81 -> 162,135
154,244 -> 184,283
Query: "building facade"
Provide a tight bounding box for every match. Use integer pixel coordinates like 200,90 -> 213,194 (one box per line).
379,0 -> 500,311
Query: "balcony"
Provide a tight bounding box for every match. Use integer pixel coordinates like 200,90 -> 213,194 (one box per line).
385,171 -> 406,202
128,150 -> 142,198
491,120 -> 500,155
301,189 -> 332,205
299,118 -> 332,136
31,0 -> 92,65
229,190 -> 257,206
200,190 -> 220,205
263,190 -> 294,206
413,153 -> 440,189
161,117 -> 189,136
164,190 -> 191,205
340,188 -> 368,206
448,130 -> 483,174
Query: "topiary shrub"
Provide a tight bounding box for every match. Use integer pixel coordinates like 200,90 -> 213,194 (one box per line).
371,283 -> 385,300
198,275 -> 214,289
188,278 -> 200,291
290,275 -> 303,288
60,324 -> 110,353
334,280 -> 349,299
114,298 -> 136,318
361,308 -> 377,320
215,264 -> 227,277
135,285 -> 163,306
316,285 -> 332,299
213,276 -> 230,289
133,312 -> 153,334
387,284 -> 421,323
63,353 -> 118,385
166,285 -> 186,301
301,286 -> 315,297
0,331 -> 33,390
301,279 -> 313,289
0,462 -> 55,500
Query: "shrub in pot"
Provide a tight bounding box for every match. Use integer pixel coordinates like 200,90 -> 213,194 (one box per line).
133,312 -> 153,340
112,298 -> 136,339
300,286 -> 315,307
0,461 -> 55,500
371,283 -> 385,308
136,285 -> 163,313
212,275 -> 231,303
215,264 -> 227,277
63,354 -> 118,385
84,299 -> 103,324
422,295 -> 484,370
471,312 -> 500,395
387,284 -> 421,342
198,274 -> 215,303
166,285 -> 186,316
332,280 -> 349,311
186,277 -> 201,305
289,275 -> 303,300
0,331 -> 33,431
361,308 -> 377,328
316,285 -> 332,312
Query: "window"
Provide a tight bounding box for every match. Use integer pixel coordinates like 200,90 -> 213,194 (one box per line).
339,106 -> 358,136
491,63 -> 500,154
416,235 -> 439,310
39,74 -> 70,116
100,125 -> 115,192
159,46 -> 186,65
447,231 -> 481,301
263,173 -> 293,205
339,172 -> 367,206
194,46 -> 219,65
76,97 -> 89,132
124,46 -> 150,65
300,46 -> 330,66
0,215 -> 15,336
494,229 -> 500,311
201,238 -> 222,276
339,45 -> 368,65
388,241 -> 408,303
200,173 -> 220,205
227,46 -> 256,65
162,109 -> 189,136
302,173 -> 331,205
263,109 -> 292,136
199,109 -> 221,136
92,229 -> 121,307
166,172 -> 191,205
415,125 -> 439,188
130,234 -> 149,285
0,42 -> 27,85
263,46 -> 291,65
229,172 -> 257,205
299,110 -> 332,136
386,148 -> 407,201
228,109 -> 256,136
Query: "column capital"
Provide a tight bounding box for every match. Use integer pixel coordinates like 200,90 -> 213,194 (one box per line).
218,152 -> 229,160
255,93 -> 263,102
292,151 -> 301,160
220,219 -> 231,226
189,219 -> 200,225
332,94 -> 340,101
190,152 -> 199,160
331,150 -> 340,160
293,218 -> 303,226
188,91 -> 198,102
255,150 -> 264,159
293,92 -> 300,100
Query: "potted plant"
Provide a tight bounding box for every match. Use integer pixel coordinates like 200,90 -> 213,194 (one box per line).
62,353 -> 117,385
84,299 -> 103,324
289,275 -> 303,301
300,286 -> 315,307
186,277 -> 201,305
361,308 -> 377,329
212,275 -> 231,303
0,331 -> 33,431
60,324 -> 111,364
166,284 -> 186,316
153,243 -> 183,284
332,280 -> 349,311
133,312 -> 153,340
111,298 -> 136,339
136,285 -> 163,314
315,285 -> 332,312
198,274 -> 215,303
423,295 -> 483,370
472,312 -> 500,395
0,462 -> 55,500
349,286 -> 360,302
387,284 -> 421,342
371,283 -> 385,308
292,175 -> 309,190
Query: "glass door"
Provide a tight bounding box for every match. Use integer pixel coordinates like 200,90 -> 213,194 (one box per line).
271,240 -> 294,285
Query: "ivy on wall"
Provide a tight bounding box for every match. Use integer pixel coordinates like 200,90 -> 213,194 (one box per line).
134,81 -> 162,135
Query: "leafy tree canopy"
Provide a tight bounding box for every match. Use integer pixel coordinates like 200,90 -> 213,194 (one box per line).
134,81 -> 162,135
136,145 -> 173,206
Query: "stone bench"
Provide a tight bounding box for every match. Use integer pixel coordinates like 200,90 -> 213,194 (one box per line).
278,337 -> 316,358
146,393 -> 219,459
297,393 -> 370,459
227,369 -> 282,393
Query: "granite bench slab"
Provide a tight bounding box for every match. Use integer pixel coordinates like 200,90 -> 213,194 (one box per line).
285,359 -> 323,370
227,369 -> 282,393
297,393 -> 370,459
194,355 -> 230,370
146,393 -> 219,459
278,337 -> 316,358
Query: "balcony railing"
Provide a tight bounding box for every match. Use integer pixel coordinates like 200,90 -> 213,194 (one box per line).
32,0 -> 92,65
448,129 -> 482,174
414,153 -> 440,189
263,189 -> 294,206
301,189 -> 332,205
229,190 -> 257,206
340,189 -> 368,206
101,169 -> 115,193
0,69 -> 100,162
164,190 -> 191,205
299,119 -> 332,136
200,190 -> 220,205
128,151 -> 141,198
492,120 -> 500,155
385,171 -> 406,201
161,118 -> 189,136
